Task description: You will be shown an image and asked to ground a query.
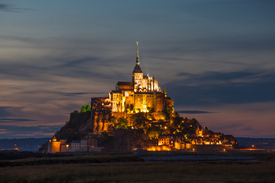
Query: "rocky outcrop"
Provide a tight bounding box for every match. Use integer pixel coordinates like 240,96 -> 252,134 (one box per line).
55,110 -> 91,142
102,129 -> 150,152
37,110 -> 92,153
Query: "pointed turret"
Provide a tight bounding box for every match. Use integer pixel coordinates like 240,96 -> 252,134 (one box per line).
133,42 -> 142,73
136,41 -> 139,65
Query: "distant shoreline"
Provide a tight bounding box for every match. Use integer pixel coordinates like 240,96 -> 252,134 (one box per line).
1,137 -> 275,152
2,137 -> 275,140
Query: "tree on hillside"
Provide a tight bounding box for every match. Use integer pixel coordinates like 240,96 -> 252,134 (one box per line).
107,116 -> 117,127
130,112 -> 149,129
147,107 -> 155,113
147,126 -> 162,139
116,118 -> 128,129
81,105 -> 91,113
171,112 -> 183,128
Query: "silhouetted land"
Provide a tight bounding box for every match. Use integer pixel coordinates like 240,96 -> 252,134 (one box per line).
1,137 -> 274,152
0,138 -> 50,152
236,137 -> 275,150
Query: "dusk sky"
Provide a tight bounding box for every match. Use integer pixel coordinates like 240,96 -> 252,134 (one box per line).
0,0 -> 274,139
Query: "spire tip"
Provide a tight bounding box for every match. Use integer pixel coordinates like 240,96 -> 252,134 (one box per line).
136,42 -> 139,65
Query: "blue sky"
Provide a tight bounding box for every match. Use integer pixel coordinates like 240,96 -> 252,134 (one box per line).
0,0 -> 274,138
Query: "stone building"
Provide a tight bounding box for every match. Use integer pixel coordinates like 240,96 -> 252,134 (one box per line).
47,134 -> 101,153
47,136 -> 68,153
70,140 -> 80,151
110,42 -> 173,114
91,97 -> 112,134
90,42 -> 174,134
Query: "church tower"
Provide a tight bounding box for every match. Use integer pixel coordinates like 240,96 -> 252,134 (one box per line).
132,42 -> 143,92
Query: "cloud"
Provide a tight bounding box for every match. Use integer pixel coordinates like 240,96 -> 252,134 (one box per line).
177,110 -> 212,114
0,3 -> 9,11
204,71 -> 263,81
0,118 -> 37,123
65,92 -> 95,96
0,43 -> 130,82
0,54 -> 127,84
0,3 -> 33,12
0,107 -> 13,117
55,57 -> 100,68
176,70 -> 272,84
0,129 -> 8,135
241,127 -> 253,131
175,0 -> 275,28
166,70 -> 275,107
151,36 -> 275,57
214,122 -> 244,130
180,101 -> 275,138
0,125 -> 61,138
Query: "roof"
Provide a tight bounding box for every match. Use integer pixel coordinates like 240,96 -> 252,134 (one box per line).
117,82 -> 132,86
71,140 -> 80,143
133,64 -> 143,73
135,92 -> 163,95
111,90 -> 120,93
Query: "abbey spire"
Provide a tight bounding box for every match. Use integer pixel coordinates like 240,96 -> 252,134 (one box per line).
133,42 -> 143,73
136,41 -> 139,65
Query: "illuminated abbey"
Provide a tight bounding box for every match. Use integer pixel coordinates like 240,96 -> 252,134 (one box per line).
111,42 -> 173,113
91,42 -> 174,133
44,42 -> 238,153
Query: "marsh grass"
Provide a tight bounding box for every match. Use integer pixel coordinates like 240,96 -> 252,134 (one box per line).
0,154 -> 143,167
1,160 -> 274,183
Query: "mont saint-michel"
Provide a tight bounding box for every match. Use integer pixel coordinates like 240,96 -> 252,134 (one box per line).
39,43 -> 238,153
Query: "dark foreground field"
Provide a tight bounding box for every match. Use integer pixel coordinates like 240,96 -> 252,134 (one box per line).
0,151 -> 275,183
